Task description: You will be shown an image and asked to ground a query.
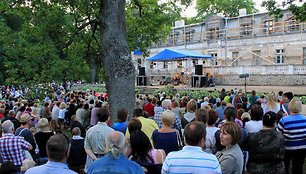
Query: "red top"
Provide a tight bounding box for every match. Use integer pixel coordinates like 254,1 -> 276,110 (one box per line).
144,102 -> 155,116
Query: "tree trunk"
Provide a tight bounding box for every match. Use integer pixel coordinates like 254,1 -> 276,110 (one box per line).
90,55 -> 98,83
100,0 -> 136,123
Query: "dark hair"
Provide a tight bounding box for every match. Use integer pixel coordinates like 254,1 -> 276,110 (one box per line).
207,110 -> 218,126
250,105 -> 263,121
278,91 -> 283,96
236,103 -> 243,110
0,161 -> 18,174
251,90 -> 256,96
19,106 -> 26,112
283,92 -> 293,101
184,121 -> 206,146
95,102 -> 102,108
77,103 -> 84,109
276,110 -> 284,124
128,118 -> 142,133
47,134 -> 69,161
89,99 -> 94,104
195,109 -> 208,124
133,108 -> 143,117
263,111 -> 276,128
221,122 -> 241,145
44,102 -> 49,107
237,109 -> 245,117
216,102 -> 221,107
97,108 -> 109,122
117,108 -> 128,122
224,107 -> 237,122
84,103 -> 89,110
130,130 -> 154,163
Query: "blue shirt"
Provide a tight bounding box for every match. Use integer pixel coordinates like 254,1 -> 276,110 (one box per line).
25,161 -> 77,174
277,114 -> 306,150
87,153 -> 144,174
113,121 -> 128,134
215,106 -> 225,120
162,146 -> 221,174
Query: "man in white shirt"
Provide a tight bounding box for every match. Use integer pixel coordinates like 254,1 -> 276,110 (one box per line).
162,122 -> 221,174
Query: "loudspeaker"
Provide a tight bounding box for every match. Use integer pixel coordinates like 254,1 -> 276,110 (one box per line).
195,65 -> 203,75
139,67 -> 145,76
239,73 -> 249,78
137,76 -> 147,86
191,76 -> 207,87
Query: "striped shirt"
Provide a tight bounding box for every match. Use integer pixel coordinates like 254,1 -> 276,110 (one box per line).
162,146 -> 221,174
277,114 -> 306,150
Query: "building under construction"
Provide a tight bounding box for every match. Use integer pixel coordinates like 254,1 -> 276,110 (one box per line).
134,9 -> 306,86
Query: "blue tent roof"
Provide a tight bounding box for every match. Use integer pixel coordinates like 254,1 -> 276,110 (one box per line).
147,49 -> 212,61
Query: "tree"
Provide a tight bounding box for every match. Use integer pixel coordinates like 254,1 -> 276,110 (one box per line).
196,0 -> 257,17
0,0 -> 191,122
262,0 -> 306,22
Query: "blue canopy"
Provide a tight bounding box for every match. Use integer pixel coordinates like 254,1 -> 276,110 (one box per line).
147,49 -> 212,61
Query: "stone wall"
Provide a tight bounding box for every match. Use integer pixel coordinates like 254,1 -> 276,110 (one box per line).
215,74 -> 306,86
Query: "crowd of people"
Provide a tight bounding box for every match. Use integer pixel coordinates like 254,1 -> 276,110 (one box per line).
0,86 -> 305,174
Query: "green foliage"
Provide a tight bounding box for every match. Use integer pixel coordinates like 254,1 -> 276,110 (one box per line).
0,0 -> 191,85
262,0 -> 306,22
196,0 -> 257,17
298,96 -> 306,104
178,90 -> 220,99
126,0 -> 181,56
71,85 -> 106,93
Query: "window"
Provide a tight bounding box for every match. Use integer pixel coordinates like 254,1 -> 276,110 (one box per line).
252,50 -> 261,65
137,58 -> 142,65
264,20 -> 274,34
168,32 -> 179,45
184,29 -> 194,43
232,51 -> 239,66
150,62 -> 154,69
287,18 -> 300,31
208,52 -> 218,65
240,23 -> 252,36
177,61 -> 182,68
192,60 -> 198,67
163,62 -> 168,69
275,49 -> 284,64
303,47 -> 306,64
207,28 -> 220,39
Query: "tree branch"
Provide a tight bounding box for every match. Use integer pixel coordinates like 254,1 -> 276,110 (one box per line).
64,19 -> 98,49
133,0 -> 143,17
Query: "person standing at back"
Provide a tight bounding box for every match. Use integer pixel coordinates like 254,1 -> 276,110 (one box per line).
15,114 -> 36,160
162,121 -> 221,174
84,108 -> 114,173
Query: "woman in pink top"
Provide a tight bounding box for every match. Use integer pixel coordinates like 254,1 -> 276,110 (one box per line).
130,130 -> 165,164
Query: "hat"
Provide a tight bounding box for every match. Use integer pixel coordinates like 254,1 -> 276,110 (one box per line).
20,114 -> 32,123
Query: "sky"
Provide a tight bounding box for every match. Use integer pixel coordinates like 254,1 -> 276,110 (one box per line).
181,0 -> 304,17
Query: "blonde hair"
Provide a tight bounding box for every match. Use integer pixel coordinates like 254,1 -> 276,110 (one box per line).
37,118 -> 49,129
161,110 -> 175,126
187,100 -> 197,112
203,105 -> 212,111
266,92 -> 278,109
59,102 -> 67,109
241,112 -> 251,120
288,98 -> 302,113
